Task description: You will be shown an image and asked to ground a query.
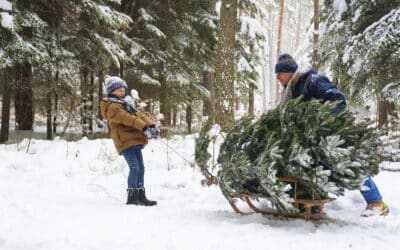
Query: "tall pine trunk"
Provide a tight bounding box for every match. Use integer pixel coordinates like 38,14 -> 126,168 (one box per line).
248,40 -> 255,117
248,85 -> 254,117
14,62 -> 33,130
275,0 -> 284,103
202,71 -> 214,117
89,72 -> 95,134
81,67 -> 90,136
0,69 -> 12,143
46,92 -> 53,140
172,106 -> 178,127
46,70 -> 53,140
159,76 -> 171,127
294,2 -> 302,52
313,0 -> 319,69
186,103 -> 192,134
53,69 -> 59,135
98,71 -> 104,122
267,6 -> 276,106
53,93 -> 58,134
378,99 -> 389,128
214,0 -> 237,131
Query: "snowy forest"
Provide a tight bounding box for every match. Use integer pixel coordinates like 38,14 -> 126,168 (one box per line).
1,0 -> 400,250
1,0 -> 398,140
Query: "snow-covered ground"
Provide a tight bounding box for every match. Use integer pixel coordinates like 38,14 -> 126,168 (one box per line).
1,136 -> 400,250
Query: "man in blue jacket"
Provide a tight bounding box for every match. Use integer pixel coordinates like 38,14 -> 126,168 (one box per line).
275,53 -> 389,216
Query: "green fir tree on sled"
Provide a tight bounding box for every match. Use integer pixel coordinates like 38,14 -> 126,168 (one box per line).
196,97 -> 381,215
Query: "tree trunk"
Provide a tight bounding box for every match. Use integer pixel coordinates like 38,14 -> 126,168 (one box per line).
202,71 -> 214,116
159,76 -> 171,127
120,61 -> 124,79
98,71 -> 104,122
46,70 -> 53,140
186,104 -> 192,134
268,6 -> 276,106
275,0 -> 285,103
214,0 -> 237,131
46,91 -> 53,140
53,69 -> 59,135
89,72 -> 95,134
378,99 -> 389,128
172,106 -> 177,126
248,38 -> 255,117
53,93 -> 58,134
248,85 -> 254,117
0,70 -> 11,143
313,0 -> 319,69
81,67 -> 89,136
14,62 -> 34,130
294,2 -> 302,52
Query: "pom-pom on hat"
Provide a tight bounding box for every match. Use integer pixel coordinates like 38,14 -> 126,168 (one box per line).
275,53 -> 298,73
105,76 -> 128,95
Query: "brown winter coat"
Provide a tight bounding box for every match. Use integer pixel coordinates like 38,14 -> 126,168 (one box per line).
100,100 -> 154,154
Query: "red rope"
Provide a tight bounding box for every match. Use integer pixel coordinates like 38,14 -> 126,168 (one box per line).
156,138 -> 202,173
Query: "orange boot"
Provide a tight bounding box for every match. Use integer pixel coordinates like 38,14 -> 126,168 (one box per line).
361,201 -> 389,217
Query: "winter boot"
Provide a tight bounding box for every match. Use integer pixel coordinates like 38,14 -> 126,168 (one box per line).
126,188 -> 140,205
138,188 -> 157,206
361,200 -> 389,217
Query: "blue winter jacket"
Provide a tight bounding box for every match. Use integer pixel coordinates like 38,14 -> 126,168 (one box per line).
292,69 -> 346,114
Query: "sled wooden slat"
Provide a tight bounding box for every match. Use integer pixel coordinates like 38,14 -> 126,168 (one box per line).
227,200 -> 252,215
227,177 -> 336,221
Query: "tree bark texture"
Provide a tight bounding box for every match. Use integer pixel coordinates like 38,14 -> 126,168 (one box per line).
275,0 -> 284,103
81,67 -> 90,136
53,69 -> 59,135
46,92 -> 53,140
89,72 -> 95,134
0,70 -> 12,143
97,71 -> 104,121
313,0 -> 319,69
159,76 -> 171,126
214,0 -> 237,131
378,99 -> 389,128
186,104 -> 192,134
202,71 -> 214,116
14,62 -> 33,130
248,41 -> 255,117
248,86 -> 254,117
295,2 -> 302,51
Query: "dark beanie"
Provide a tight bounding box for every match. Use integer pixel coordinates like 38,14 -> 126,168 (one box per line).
275,53 -> 298,73
105,76 -> 128,95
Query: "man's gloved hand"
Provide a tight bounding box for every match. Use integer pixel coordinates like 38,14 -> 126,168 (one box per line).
143,125 -> 160,139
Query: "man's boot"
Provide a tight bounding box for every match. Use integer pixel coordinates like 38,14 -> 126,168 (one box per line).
126,188 -> 140,205
138,188 -> 157,206
362,200 -> 389,217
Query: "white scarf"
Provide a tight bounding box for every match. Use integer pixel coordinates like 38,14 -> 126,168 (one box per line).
278,64 -> 312,110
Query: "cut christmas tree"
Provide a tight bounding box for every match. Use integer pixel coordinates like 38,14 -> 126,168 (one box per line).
197,98 -> 381,213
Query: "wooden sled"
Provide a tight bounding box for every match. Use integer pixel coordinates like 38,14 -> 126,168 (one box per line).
201,176 -> 335,221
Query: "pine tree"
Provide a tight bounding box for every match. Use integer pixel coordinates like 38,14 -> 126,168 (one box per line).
319,0 -> 400,127
121,1 -> 217,127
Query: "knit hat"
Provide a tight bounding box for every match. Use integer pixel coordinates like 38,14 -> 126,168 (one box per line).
275,53 -> 298,73
105,76 -> 128,95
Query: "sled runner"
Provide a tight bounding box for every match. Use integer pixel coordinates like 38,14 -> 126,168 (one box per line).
202,176 -> 335,221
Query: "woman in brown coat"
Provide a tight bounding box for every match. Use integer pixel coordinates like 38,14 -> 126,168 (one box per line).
100,76 -> 158,206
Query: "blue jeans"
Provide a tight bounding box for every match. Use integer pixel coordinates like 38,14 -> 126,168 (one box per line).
121,145 -> 145,189
360,176 -> 383,204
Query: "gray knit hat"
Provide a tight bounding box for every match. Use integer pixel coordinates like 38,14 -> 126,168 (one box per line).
105,76 -> 128,95
275,53 -> 298,73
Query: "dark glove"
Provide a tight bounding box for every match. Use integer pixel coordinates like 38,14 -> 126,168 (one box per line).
143,126 -> 159,139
